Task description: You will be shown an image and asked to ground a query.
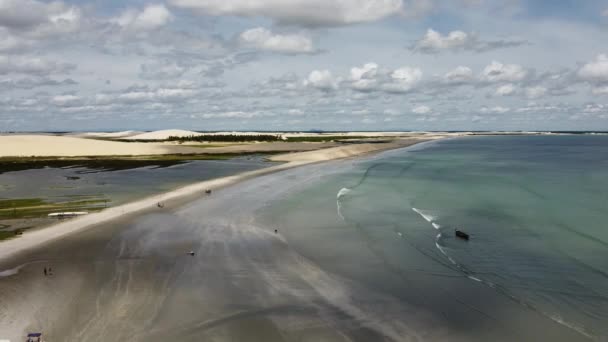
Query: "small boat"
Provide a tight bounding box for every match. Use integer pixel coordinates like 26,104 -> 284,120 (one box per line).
455,229 -> 470,240
188,251 -> 195,256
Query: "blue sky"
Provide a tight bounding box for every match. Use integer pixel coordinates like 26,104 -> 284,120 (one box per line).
1,0 -> 608,131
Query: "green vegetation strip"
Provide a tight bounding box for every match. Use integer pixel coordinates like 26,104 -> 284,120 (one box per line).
0,197 -> 107,219
0,227 -> 31,241
285,136 -> 381,142
120,134 -> 387,143
0,153 -> 262,174
0,230 -> 17,241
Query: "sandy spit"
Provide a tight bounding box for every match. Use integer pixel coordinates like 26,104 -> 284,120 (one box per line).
0,139 -> 426,262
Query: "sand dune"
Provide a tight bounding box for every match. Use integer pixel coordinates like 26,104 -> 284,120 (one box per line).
79,130 -> 142,138
0,135 -> 176,157
126,129 -> 204,140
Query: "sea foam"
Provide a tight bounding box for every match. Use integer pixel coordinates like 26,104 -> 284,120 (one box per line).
336,188 -> 352,220
337,187 -> 352,199
412,208 -> 436,223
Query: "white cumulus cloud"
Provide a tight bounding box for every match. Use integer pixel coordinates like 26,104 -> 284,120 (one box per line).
495,83 -> 516,96
412,28 -> 525,54
412,105 -> 431,114
578,54 -> 608,83
480,106 -> 510,113
239,27 -> 315,54
349,62 -> 379,92
0,55 -> 74,75
525,86 -> 547,99
413,29 -> 469,53
591,86 -> 608,95
51,94 -> 81,107
169,0 -> 403,27
304,70 -> 338,90
383,66 -> 422,93
0,0 -> 81,40
140,60 -> 186,80
444,66 -> 474,84
0,0 -> 77,30
112,4 -> 172,31
482,61 -> 527,83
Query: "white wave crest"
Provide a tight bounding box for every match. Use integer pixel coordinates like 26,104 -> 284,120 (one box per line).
336,188 -> 353,221
412,208 -> 436,223
337,187 -> 352,199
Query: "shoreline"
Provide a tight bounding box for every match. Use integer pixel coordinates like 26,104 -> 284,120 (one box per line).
0,138 -> 432,263
0,134 -> 594,342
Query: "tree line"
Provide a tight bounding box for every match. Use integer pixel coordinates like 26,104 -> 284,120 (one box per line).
166,134 -> 282,142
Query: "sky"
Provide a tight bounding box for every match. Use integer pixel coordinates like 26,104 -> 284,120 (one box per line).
1,0 -> 608,131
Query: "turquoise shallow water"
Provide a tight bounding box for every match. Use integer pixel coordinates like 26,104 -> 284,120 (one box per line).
258,136 -> 608,340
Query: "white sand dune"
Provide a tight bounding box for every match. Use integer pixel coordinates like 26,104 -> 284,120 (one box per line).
0,135 -> 174,157
126,129 -> 204,140
79,130 -> 142,138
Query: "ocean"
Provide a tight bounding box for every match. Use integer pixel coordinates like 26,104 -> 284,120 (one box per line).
257,135 -> 608,341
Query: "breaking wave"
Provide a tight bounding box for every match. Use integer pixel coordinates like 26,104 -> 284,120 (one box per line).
337,187 -> 351,199
336,188 -> 352,221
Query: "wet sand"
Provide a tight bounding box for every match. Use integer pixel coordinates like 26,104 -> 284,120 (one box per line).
0,140 -> 589,341
0,139 -> 424,263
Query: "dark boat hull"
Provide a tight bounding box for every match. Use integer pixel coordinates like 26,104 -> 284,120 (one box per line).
455,230 -> 470,240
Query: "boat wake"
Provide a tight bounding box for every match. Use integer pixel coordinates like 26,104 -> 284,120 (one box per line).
411,208 -> 458,267
411,207 -> 436,224
411,207 -> 594,339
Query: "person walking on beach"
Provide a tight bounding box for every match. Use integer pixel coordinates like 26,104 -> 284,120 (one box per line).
43,268 -> 47,276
